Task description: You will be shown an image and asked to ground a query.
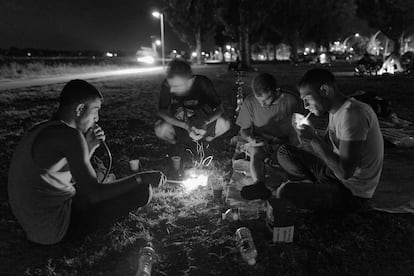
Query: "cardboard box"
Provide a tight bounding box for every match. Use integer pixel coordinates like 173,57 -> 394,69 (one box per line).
265,199 -> 296,243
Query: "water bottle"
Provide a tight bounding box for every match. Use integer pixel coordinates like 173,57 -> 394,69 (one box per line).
222,208 -> 240,221
222,207 -> 259,222
235,227 -> 257,265
136,245 -> 155,276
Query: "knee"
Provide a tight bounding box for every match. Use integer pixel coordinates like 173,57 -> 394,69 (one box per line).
276,181 -> 295,200
154,120 -> 175,142
215,117 -> 231,135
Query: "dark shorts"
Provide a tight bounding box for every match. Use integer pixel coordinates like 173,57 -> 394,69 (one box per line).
277,144 -> 370,212
65,182 -> 151,241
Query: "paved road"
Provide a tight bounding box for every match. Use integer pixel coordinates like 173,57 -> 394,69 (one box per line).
0,66 -> 164,91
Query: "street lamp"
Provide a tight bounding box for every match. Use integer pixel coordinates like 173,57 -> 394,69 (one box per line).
152,11 -> 165,67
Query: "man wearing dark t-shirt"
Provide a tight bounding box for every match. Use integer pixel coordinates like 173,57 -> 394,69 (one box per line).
155,60 -> 231,144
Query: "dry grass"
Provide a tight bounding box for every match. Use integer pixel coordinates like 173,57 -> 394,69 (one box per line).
1,64 -> 414,275
0,60 -> 136,80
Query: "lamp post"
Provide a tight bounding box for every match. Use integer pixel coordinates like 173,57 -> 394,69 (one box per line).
152,11 -> 165,67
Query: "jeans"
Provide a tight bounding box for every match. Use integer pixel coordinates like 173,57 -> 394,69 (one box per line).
66,182 -> 151,240
276,144 -> 367,212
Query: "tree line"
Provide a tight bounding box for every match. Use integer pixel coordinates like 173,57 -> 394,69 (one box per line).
156,0 -> 414,66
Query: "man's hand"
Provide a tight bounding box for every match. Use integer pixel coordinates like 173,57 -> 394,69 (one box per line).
296,124 -> 318,144
189,126 -> 207,141
247,136 -> 265,147
85,125 -> 106,152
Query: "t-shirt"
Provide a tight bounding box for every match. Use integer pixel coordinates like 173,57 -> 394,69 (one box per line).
328,98 -> 384,198
236,92 -> 299,143
158,75 -> 221,122
8,121 -> 76,245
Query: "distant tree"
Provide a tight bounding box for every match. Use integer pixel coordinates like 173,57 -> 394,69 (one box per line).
307,1 -> 357,49
216,0 -> 275,68
357,0 -> 414,55
160,0 -> 218,64
251,28 -> 283,61
266,0 -> 356,61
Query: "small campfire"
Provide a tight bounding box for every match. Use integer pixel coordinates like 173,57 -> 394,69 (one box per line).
169,140 -> 213,192
182,169 -> 209,191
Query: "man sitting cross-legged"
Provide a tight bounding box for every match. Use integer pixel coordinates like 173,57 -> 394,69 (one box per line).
236,73 -> 300,200
154,59 -> 231,145
8,79 -> 165,245
276,69 -> 384,212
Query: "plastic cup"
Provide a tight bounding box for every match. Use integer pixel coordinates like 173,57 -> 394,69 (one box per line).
129,159 -> 140,172
171,156 -> 181,171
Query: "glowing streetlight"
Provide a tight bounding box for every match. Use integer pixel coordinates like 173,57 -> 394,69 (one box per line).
152,11 -> 165,67
226,45 -> 231,51
155,39 -> 161,46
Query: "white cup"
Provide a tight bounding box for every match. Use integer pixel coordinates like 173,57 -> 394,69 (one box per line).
129,159 -> 140,172
171,156 -> 181,171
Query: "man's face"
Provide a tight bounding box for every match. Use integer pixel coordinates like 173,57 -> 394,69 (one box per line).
167,76 -> 192,95
75,98 -> 102,133
254,92 -> 274,108
299,85 -> 328,116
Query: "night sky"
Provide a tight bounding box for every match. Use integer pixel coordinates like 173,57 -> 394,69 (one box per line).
0,0 -> 187,52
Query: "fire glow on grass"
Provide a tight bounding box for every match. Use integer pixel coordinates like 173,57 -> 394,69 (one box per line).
181,141 -> 213,192
182,169 -> 209,192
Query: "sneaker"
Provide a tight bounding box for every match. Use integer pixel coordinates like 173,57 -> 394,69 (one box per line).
140,171 -> 167,188
240,181 -> 271,200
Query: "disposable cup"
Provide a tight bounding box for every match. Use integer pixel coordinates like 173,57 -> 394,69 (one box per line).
171,156 -> 181,171
129,159 -> 140,172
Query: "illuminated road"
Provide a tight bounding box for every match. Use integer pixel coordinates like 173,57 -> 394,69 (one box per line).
0,66 -> 164,91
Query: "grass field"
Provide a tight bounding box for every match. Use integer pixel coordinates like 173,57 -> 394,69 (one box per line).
1,64 -> 414,275
0,57 -> 140,80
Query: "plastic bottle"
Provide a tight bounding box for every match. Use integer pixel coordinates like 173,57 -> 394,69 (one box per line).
222,208 -> 240,221
222,207 -> 259,222
136,245 -> 155,276
235,227 -> 257,265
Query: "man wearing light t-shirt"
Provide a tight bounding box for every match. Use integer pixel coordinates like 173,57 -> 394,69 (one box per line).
274,68 -> 384,211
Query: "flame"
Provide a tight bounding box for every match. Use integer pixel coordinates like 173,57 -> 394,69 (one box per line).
293,113 -> 310,129
182,169 -> 209,192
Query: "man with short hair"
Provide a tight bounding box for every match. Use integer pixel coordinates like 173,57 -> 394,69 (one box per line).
8,79 -> 164,245
236,73 -> 299,200
154,59 -> 231,144
276,68 -> 384,211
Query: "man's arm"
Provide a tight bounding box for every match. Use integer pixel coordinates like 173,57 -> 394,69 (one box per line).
311,136 -> 362,179
158,109 -> 189,130
157,80 -> 189,130
62,128 -> 140,205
